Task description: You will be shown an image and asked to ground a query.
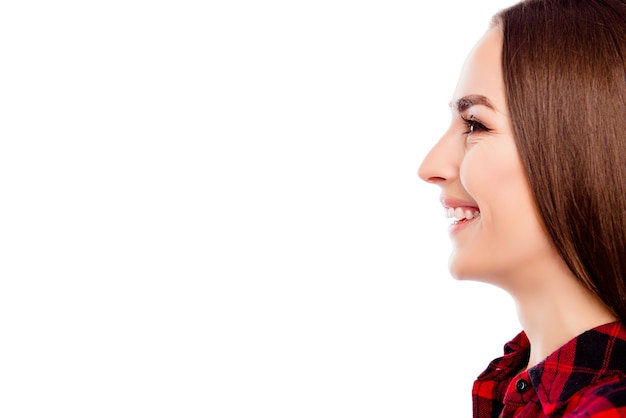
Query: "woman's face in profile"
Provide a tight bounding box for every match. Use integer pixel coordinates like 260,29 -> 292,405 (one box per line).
419,28 -> 555,287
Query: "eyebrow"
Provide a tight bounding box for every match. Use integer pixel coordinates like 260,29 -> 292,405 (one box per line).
450,94 -> 496,113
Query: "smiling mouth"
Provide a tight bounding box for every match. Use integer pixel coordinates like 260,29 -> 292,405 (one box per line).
446,207 -> 481,225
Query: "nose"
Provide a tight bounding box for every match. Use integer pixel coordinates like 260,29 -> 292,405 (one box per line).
418,132 -> 460,185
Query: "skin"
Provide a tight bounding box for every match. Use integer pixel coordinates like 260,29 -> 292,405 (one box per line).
418,27 -> 617,369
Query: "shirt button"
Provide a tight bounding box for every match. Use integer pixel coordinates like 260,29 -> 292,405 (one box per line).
515,379 -> 530,393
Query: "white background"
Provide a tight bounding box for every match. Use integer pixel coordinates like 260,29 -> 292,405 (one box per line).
1,0 -> 521,416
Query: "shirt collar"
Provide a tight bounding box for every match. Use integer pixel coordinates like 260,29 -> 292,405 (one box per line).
474,321 -> 626,416
528,321 -> 626,415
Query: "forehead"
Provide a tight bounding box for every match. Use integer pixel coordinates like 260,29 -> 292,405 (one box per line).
452,27 -> 507,113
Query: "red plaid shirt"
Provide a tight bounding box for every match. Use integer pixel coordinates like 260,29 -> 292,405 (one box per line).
473,321 -> 626,417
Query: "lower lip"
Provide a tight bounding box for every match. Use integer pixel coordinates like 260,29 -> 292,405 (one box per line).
449,215 -> 480,235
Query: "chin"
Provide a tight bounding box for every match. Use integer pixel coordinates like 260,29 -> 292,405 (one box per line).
448,255 -> 470,280
448,253 -> 487,281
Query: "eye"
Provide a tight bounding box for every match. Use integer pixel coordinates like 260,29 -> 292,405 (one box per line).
462,117 -> 489,135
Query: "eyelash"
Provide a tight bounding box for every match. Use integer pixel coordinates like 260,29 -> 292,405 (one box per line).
462,117 -> 489,135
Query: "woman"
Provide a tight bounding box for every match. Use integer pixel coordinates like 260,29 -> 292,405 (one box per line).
418,0 -> 626,416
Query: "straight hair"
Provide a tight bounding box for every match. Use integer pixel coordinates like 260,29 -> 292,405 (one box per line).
493,0 -> 626,319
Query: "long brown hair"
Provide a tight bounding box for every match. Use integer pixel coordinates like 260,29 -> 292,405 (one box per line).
493,0 -> 626,319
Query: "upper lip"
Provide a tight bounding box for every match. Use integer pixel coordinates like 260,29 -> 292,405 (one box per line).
440,195 -> 480,210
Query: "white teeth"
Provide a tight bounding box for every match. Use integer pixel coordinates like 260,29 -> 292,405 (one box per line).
444,207 -> 480,221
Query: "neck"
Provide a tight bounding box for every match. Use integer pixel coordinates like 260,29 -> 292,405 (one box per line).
510,265 -> 617,369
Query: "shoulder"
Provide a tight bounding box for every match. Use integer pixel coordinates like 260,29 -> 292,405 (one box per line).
567,375 -> 626,416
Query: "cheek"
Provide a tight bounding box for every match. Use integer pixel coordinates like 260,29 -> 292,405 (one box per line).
460,142 -> 529,208
460,142 -> 542,241
460,144 -> 551,254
